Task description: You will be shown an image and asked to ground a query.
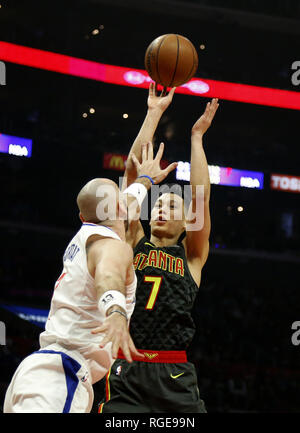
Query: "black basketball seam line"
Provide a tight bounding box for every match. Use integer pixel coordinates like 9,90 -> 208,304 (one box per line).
156,35 -> 168,87
169,35 -> 180,88
183,44 -> 197,85
146,44 -> 154,78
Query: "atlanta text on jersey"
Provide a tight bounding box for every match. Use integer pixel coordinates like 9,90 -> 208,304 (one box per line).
133,250 -> 184,276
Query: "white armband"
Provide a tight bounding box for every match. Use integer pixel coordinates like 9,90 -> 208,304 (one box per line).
98,290 -> 126,316
123,182 -> 148,207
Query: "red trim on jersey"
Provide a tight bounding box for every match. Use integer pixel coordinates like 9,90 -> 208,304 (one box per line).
54,272 -> 66,290
117,349 -> 187,363
105,369 -> 111,400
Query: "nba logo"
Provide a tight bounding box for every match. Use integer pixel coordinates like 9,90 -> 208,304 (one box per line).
81,371 -> 89,382
116,365 -> 122,376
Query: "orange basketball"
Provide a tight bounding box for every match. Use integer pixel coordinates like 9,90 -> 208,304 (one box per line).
144,34 -> 198,87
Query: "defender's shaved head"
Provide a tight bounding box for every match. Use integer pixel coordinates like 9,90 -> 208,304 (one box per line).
77,178 -> 120,223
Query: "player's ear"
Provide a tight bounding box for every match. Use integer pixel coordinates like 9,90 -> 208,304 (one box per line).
79,212 -> 85,222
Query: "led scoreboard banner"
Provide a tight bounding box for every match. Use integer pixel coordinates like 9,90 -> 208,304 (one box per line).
176,161 -> 264,189
0,133 -> 32,157
271,174 -> 300,193
103,152 -> 264,189
0,304 -> 49,328
1,41 -> 300,110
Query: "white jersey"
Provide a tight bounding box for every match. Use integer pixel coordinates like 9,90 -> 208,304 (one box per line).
39,222 -> 136,384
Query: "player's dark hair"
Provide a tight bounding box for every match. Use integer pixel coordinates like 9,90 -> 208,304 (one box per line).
158,183 -> 191,211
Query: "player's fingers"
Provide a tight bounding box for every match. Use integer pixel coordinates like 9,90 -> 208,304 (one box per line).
208,99 -> 219,120
154,142 -> 164,163
168,87 -> 176,98
98,326 -> 114,347
128,336 -> 144,358
111,337 -> 122,360
147,141 -> 153,160
149,82 -> 154,96
152,82 -> 157,96
91,324 -> 107,334
163,162 -> 178,176
211,98 -> 218,108
141,142 -> 147,161
210,98 -> 218,111
160,87 -> 167,97
100,331 -> 114,349
131,153 -> 140,170
121,340 -> 133,363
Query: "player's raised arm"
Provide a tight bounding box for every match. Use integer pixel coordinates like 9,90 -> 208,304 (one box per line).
185,98 -> 219,269
122,83 -> 176,191
88,238 -> 142,363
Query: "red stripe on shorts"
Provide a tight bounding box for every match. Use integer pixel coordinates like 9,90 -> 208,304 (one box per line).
117,349 -> 187,363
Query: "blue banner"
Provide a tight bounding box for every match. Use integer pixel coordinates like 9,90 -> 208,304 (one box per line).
0,304 -> 49,328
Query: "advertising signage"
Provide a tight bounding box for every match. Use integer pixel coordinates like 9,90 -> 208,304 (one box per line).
271,174 -> 300,193
1,41 -> 300,110
0,133 -> 32,158
176,161 -> 264,189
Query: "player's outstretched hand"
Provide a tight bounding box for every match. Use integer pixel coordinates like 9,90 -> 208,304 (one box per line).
131,141 -> 178,185
191,98 -> 219,137
147,82 -> 176,113
91,312 -> 144,363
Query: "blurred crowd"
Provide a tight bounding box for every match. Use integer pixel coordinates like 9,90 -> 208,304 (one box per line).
189,278 -> 300,412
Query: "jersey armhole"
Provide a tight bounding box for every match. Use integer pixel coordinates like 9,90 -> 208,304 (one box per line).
177,237 -> 202,290
133,235 -> 148,253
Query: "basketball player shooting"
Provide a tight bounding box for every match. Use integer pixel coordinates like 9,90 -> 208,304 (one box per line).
98,84 -> 219,413
3,141 -> 177,413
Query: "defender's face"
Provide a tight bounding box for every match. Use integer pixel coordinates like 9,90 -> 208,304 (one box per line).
150,193 -> 186,237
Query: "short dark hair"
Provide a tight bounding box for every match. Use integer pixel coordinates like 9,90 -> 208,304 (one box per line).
157,183 -> 191,211
158,183 -> 183,197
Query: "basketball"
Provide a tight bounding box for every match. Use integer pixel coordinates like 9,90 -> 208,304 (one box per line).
144,34 -> 198,87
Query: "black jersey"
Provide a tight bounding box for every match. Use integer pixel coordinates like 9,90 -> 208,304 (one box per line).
129,236 -> 199,350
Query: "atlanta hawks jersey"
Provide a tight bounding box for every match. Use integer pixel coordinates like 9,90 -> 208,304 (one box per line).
39,223 -> 137,383
129,236 -> 199,350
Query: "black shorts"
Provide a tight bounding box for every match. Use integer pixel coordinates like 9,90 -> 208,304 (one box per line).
98,350 -> 206,413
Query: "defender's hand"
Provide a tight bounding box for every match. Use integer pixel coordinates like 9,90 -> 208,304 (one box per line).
91,312 -> 143,363
191,98 -> 219,137
147,82 -> 176,113
131,141 -> 178,185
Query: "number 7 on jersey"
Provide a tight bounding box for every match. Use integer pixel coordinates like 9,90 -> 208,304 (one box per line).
144,276 -> 162,310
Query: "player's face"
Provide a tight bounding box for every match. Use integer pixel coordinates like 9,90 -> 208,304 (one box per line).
150,193 -> 185,238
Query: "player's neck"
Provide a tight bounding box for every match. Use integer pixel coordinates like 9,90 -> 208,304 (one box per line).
150,233 -> 180,247
98,220 -> 126,241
